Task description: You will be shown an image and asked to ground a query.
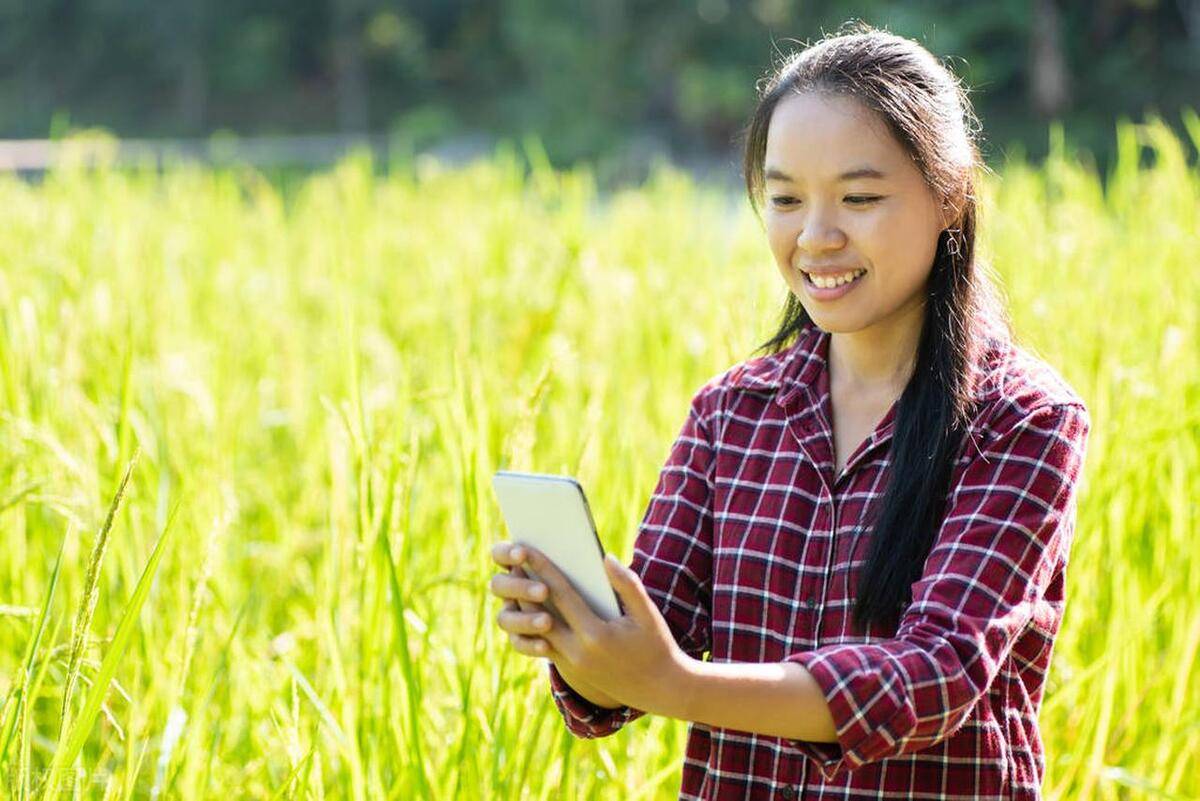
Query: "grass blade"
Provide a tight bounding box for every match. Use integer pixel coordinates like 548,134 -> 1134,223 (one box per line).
0,526 -> 68,766
60,449 -> 139,734
377,523 -> 431,799
39,498 -> 178,800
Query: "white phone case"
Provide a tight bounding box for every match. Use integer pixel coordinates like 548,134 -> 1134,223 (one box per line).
491,470 -> 623,621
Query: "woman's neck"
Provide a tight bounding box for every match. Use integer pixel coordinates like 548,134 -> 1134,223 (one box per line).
826,305 -> 923,397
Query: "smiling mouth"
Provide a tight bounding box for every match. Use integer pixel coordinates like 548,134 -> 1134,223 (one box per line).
801,269 -> 867,289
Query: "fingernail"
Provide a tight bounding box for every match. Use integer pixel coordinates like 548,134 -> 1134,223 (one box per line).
535,614 -> 550,628
511,546 -> 524,561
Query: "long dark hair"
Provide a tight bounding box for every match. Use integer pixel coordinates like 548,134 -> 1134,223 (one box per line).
740,21 -> 1011,634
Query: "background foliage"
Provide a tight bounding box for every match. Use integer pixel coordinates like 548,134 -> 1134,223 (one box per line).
0,115 -> 1196,796
3,0 -> 1199,175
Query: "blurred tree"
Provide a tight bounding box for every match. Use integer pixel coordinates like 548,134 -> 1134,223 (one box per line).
1030,0 -> 1070,117
149,0 -> 209,132
0,0 -> 1195,170
332,0 -> 369,131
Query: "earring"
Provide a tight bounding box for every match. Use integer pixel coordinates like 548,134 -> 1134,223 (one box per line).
943,227 -> 962,258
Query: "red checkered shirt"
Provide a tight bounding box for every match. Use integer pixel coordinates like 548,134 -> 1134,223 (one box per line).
547,317 -> 1091,800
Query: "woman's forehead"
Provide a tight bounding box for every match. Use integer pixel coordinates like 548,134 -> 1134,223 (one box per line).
764,92 -> 908,180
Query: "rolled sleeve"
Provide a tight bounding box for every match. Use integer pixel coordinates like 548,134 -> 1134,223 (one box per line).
547,662 -> 645,737
547,385 -> 717,738
784,402 -> 1090,779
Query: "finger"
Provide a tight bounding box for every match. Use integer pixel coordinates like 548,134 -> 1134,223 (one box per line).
512,569 -> 533,614
491,541 -> 517,567
522,546 -> 595,635
508,632 -> 555,659
496,606 -> 556,636
501,596 -> 538,622
488,572 -> 550,604
491,541 -> 529,568
500,598 -> 570,660
604,553 -> 651,624
510,566 -> 541,614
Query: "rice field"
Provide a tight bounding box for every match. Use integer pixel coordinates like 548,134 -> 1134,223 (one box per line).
0,114 -> 1197,799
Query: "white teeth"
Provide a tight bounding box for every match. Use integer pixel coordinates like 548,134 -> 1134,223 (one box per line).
808,269 -> 865,289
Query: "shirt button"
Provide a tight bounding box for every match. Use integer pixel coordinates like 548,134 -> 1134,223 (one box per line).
780,787 -> 798,800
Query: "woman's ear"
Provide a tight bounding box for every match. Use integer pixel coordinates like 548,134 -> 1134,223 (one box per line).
939,179 -> 970,231
939,193 -> 964,232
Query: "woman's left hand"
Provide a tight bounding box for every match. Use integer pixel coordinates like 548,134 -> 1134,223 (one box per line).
509,544 -> 693,717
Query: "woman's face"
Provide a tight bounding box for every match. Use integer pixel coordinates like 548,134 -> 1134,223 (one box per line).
763,91 -> 952,335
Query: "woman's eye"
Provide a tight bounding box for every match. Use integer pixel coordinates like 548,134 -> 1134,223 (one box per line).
770,195 -> 880,207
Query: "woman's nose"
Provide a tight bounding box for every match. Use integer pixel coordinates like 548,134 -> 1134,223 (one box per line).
795,208 -> 847,253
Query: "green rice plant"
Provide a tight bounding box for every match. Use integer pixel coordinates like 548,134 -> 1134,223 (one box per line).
0,113 -> 1195,798
39,499 -> 177,799
60,451 -> 138,736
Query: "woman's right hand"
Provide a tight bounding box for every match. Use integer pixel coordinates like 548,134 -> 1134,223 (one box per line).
489,541 -> 623,709
488,541 -> 556,658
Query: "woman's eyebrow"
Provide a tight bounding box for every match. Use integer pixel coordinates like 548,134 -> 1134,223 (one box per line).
764,166 -> 888,182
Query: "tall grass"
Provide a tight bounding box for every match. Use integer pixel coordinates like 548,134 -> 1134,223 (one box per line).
0,113 -> 1197,798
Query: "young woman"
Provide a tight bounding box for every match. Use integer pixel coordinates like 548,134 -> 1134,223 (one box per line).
489,23 -> 1090,800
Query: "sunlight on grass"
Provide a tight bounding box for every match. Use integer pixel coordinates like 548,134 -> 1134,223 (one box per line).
0,114 -> 1197,798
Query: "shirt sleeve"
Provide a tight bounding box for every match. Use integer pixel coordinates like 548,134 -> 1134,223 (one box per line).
783,402 -> 1090,779
548,387 -> 717,738
546,661 -> 645,737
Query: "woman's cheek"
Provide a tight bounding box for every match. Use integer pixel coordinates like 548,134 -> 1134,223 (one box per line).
765,218 -> 795,267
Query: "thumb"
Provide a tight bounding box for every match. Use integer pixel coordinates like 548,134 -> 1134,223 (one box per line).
604,554 -> 653,623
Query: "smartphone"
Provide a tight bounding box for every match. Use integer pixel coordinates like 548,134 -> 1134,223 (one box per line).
491,470 -> 623,621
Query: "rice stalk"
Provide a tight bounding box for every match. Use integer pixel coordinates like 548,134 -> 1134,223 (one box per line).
58,449 -> 140,737
39,497 -> 178,801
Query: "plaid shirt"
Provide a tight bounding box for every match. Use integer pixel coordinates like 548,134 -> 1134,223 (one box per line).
547,317 -> 1091,800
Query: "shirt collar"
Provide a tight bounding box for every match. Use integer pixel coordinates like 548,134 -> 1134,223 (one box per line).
729,316 -> 1007,407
